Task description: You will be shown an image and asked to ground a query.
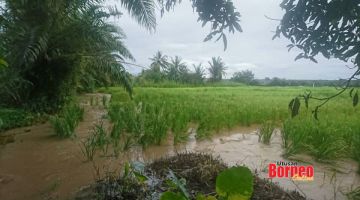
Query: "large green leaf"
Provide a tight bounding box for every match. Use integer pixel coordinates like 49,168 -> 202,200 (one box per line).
216,166 -> 254,200
160,191 -> 187,200
0,58 -> 8,68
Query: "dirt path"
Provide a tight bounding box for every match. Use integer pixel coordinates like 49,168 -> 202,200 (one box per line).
0,94 -> 113,200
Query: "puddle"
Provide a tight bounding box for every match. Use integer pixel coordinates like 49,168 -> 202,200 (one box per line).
0,94 -> 359,200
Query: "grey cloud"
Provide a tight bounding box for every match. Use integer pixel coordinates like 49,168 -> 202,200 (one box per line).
111,0 -> 353,80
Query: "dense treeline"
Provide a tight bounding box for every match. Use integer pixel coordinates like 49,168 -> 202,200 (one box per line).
136,51 -> 354,88
136,51 -> 226,85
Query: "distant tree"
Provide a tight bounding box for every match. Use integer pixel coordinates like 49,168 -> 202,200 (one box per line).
208,57 -> 227,82
139,51 -> 170,82
231,70 -> 255,85
193,63 -> 205,82
165,56 -> 187,82
269,77 -> 288,86
149,51 -> 169,72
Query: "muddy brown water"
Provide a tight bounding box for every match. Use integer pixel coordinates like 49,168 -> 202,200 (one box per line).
0,94 -> 359,200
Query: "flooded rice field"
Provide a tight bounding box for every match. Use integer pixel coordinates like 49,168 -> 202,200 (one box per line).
0,94 -> 359,200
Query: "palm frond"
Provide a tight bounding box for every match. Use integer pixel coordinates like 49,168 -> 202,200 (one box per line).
118,0 -> 156,31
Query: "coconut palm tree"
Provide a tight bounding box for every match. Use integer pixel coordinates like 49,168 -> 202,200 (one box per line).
208,57 -> 227,82
165,56 -> 188,82
193,63 -> 205,80
149,51 -> 169,72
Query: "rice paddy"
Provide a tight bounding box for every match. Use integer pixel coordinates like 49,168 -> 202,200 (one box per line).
100,86 -> 360,168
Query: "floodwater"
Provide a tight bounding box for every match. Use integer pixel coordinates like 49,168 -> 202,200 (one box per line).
0,94 -> 359,200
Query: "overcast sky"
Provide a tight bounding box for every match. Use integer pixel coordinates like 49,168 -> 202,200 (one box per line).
111,0 -> 355,80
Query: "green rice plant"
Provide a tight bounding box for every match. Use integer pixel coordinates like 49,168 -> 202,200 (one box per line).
50,103 -> 84,138
103,86 -> 360,165
90,96 -> 94,106
110,122 -> 133,155
102,95 -> 108,107
304,123 -> 346,162
50,117 -> 71,138
81,122 -> 110,161
281,119 -> 308,157
346,187 -> 360,200
258,121 -> 275,144
352,132 -> 360,173
80,135 -> 97,161
140,103 -> 170,146
282,118 -> 347,162
92,123 -> 110,155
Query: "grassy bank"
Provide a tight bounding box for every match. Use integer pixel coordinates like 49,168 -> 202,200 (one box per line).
0,108 -> 37,132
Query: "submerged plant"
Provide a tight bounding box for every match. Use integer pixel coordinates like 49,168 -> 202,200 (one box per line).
50,104 -> 84,138
80,122 -> 110,161
80,134 -> 97,161
352,132 -> 360,173
102,95 -> 108,107
258,121 -> 275,144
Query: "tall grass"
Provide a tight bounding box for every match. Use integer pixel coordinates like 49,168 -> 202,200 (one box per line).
101,86 -> 360,169
50,104 -> 84,138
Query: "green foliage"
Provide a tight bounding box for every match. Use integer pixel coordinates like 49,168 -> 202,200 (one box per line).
231,70 -> 255,85
160,192 -> 187,200
276,0 -> 360,65
80,135 -> 97,161
50,104 -> 84,138
160,166 -> 254,200
208,57 -> 227,82
0,58 -> 8,69
108,101 -> 170,147
258,121 -> 275,144
216,167 -> 253,200
165,170 -> 190,199
346,187 -> 360,200
282,118 -> 348,162
288,97 -> 300,118
81,123 -> 109,161
196,194 -> 217,200
0,0 -> 242,112
0,0 -> 134,111
0,108 -> 35,132
159,0 -> 242,50
81,119 -> 142,160
137,53 -> 207,85
105,86 -> 360,171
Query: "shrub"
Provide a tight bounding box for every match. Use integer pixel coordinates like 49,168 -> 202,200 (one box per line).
0,108 -> 35,132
